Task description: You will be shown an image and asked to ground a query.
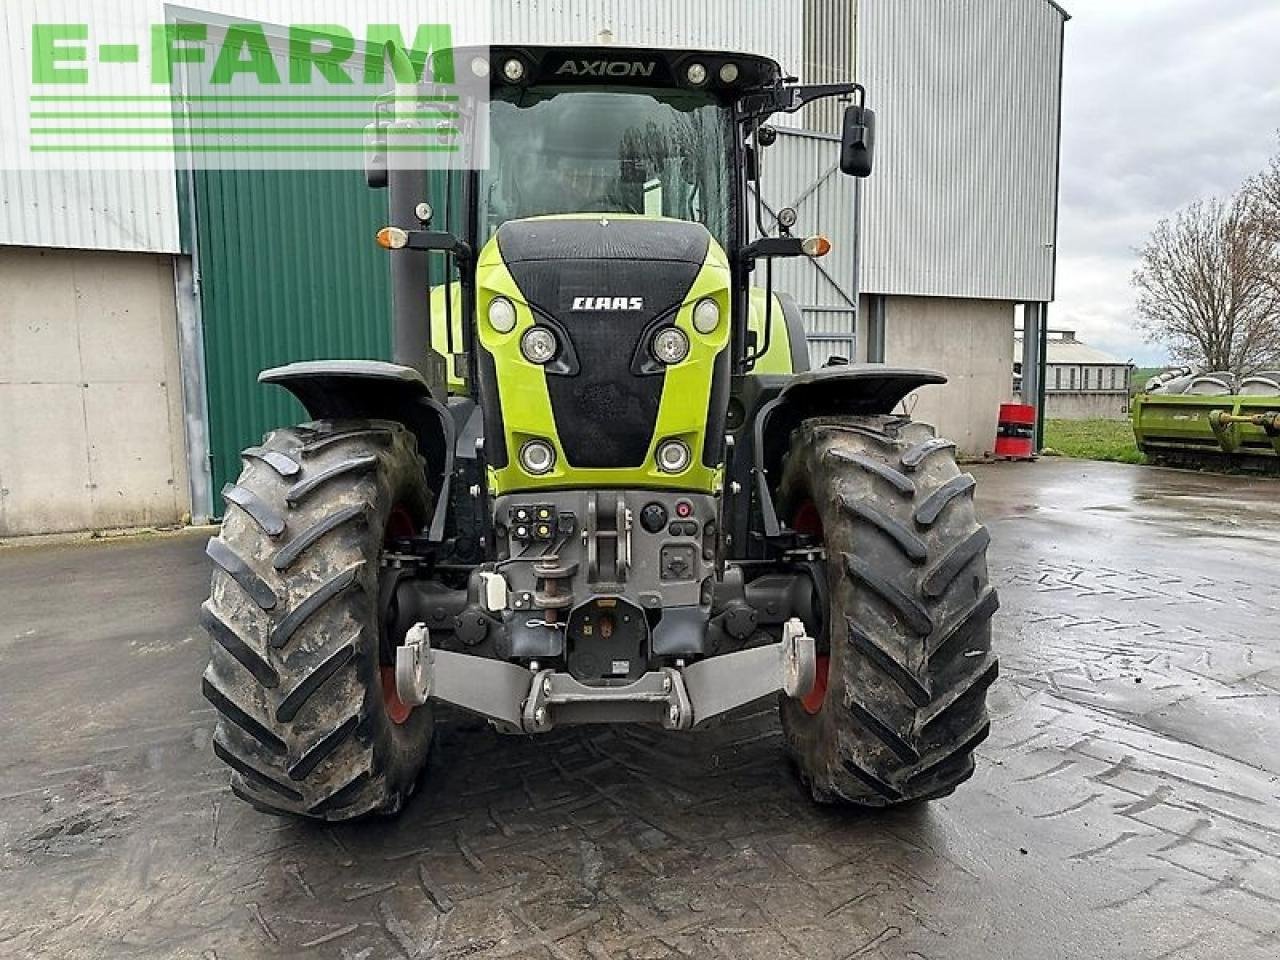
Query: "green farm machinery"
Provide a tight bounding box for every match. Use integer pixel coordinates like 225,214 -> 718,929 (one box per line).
1132,368 -> 1280,472
198,43 -> 999,821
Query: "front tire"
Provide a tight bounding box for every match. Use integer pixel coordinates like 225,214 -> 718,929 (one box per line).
201,420 -> 435,820
778,416 -> 999,806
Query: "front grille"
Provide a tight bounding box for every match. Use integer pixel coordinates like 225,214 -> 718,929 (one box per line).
497,219 -> 709,470
546,307 -> 664,468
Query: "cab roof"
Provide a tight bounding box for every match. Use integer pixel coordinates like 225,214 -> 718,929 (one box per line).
476,44 -> 784,98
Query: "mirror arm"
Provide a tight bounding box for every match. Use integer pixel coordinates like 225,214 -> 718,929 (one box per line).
400,231 -> 474,266
739,82 -> 864,121
740,237 -> 805,266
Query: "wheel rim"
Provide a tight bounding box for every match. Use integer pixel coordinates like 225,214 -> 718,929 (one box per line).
792,499 -> 830,716
381,505 -> 418,726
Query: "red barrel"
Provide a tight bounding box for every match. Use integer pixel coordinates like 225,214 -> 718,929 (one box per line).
994,403 -> 1036,459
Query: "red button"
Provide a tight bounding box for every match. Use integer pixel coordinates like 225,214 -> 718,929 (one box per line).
675,501 -> 693,518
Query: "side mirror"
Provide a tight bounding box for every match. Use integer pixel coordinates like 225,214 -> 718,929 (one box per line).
840,105 -> 876,178
365,123 -> 388,189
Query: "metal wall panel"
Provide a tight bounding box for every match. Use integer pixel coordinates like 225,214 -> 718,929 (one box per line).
193,168 -> 397,496
856,0 -> 1065,302
755,128 -> 859,366
0,0 -> 182,252
802,0 -> 855,135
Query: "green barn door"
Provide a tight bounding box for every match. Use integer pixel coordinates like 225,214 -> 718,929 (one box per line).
193,169 -> 393,504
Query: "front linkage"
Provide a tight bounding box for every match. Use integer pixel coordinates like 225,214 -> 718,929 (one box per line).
395,618 -> 816,733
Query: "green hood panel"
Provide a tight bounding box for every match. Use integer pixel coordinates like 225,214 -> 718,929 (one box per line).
475,216 -> 731,495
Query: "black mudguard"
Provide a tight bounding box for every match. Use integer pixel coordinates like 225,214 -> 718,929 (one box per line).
740,366 -> 946,540
259,360 -> 455,541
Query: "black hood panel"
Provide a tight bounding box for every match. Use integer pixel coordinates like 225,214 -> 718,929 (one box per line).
497,217 -> 711,264
498,219 -> 708,469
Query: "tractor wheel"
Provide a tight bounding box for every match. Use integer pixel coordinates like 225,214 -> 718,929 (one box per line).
201,420 -> 435,820
777,416 -> 999,806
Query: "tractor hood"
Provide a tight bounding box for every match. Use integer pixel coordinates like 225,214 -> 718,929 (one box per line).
474,216 -> 732,494
492,215 -> 712,265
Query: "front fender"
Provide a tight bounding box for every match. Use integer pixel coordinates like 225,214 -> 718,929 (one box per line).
754,365 -> 946,536
259,360 -> 454,540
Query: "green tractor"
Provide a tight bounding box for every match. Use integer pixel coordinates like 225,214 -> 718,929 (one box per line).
200,44 -> 998,820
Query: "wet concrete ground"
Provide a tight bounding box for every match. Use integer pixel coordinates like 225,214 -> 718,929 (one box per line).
1,457 -> 1278,960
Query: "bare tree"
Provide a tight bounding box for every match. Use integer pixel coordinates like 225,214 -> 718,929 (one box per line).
1132,192 -> 1280,374
1248,148 -> 1280,239
1244,144 -> 1280,302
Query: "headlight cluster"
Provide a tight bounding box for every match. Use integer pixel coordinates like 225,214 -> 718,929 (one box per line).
649,298 -> 719,366
656,440 -> 691,474
651,328 -> 690,365
488,296 -> 517,333
520,327 -> 558,364
692,297 -> 720,334
519,439 -> 556,475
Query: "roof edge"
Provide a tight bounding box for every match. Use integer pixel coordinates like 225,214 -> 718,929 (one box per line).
1042,0 -> 1072,21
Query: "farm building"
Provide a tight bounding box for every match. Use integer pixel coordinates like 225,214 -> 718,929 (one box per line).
1015,329 -> 1133,420
0,0 -> 1067,535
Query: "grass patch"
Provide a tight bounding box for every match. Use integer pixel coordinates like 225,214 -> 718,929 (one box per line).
1041,419 -> 1145,464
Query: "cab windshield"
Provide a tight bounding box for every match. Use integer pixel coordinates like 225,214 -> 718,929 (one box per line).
479,87 -> 733,246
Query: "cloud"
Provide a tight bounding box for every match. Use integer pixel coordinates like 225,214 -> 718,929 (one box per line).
1054,0 -> 1280,366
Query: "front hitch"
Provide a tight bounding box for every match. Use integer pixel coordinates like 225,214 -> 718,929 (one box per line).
396,619 -> 817,733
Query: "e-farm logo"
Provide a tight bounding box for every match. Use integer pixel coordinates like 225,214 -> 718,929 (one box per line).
12,2 -> 489,171
31,22 -> 457,87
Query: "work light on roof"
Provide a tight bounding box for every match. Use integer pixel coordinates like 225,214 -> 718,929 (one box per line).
502,57 -> 526,82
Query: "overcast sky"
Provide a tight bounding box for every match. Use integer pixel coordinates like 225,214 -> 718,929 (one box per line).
1056,0 -> 1280,366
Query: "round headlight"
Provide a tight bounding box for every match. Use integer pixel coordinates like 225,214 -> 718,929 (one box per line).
719,62 -> 740,84
652,327 -> 690,365
488,296 -> 517,333
502,57 -> 525,82
520,326 -> 558,364
470,56 -> 490,78
519,439 -> 556,475
686,63 -> 708,86
693,298 -> 721,335
656,440 -> 691,474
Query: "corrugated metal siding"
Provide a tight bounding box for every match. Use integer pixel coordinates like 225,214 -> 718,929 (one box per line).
857,0 -> 1065,302
802,0 -> 855,136
756,128 -> 859,366
0,0 -> 182,252
0,170 -> 182,253
194,169 -> 395,495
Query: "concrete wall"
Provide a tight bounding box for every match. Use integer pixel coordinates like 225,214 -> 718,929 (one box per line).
879,296 -> 1016,458
1044,391 -> 1131,421
0,248 -> 190,536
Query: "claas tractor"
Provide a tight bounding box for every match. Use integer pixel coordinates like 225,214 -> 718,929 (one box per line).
200,44 -> 998,820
